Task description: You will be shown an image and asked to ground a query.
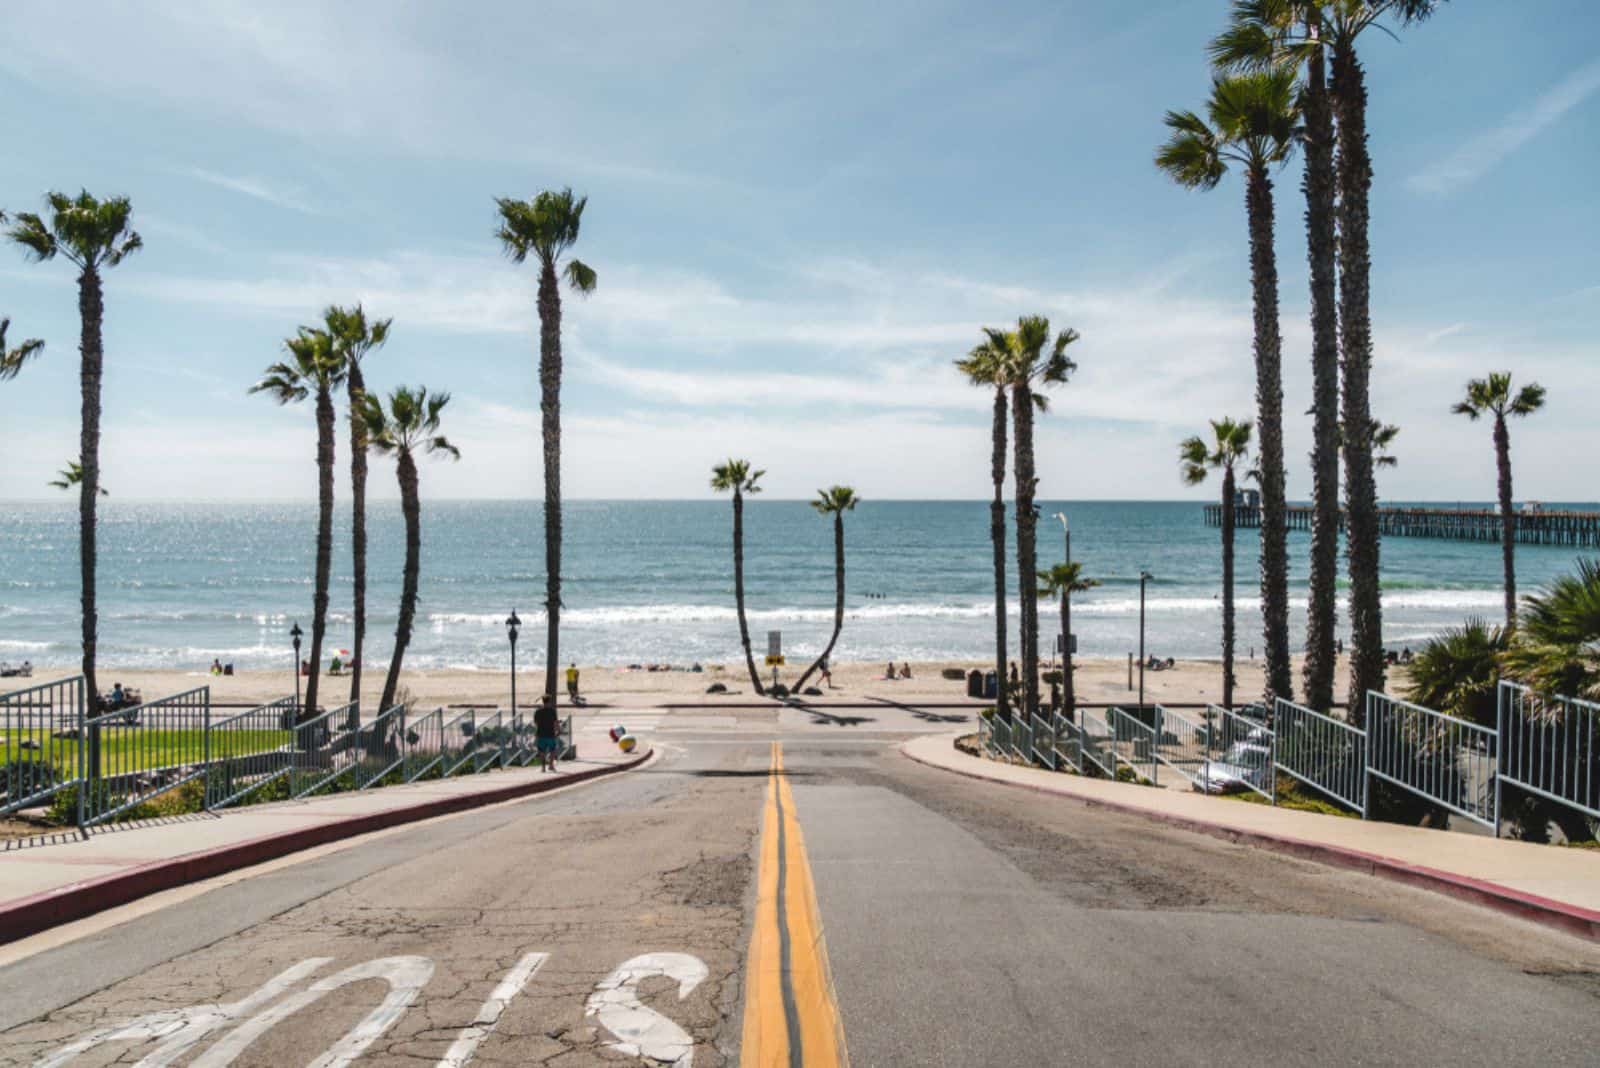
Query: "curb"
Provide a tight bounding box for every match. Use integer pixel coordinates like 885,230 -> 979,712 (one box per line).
902,739 -> 1600,943
0,751 -> 650,946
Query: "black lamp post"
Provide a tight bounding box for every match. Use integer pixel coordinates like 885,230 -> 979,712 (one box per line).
506,611 -> 521,715
290,621 -> 304,721
1138,571 -> 1152,708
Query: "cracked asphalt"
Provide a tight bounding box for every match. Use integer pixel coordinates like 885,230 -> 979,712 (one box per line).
1,705 -> 1597,1066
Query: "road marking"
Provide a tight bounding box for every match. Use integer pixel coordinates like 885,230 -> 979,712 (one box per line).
740,742 -> 849,1067
586,952 -> 708,1067
436,952 -> 549,1068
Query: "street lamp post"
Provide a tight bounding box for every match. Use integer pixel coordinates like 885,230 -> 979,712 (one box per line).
1052,512 -> 1070,668
506,611 -> 521,716
1138,571 -> 1152,708
290,622 -> 303,721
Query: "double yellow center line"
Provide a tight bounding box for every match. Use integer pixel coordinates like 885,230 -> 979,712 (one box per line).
741,742 -> 849,1067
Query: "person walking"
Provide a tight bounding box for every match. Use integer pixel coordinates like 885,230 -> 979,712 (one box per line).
565,662 -> 580,704
534,697 -> 561,773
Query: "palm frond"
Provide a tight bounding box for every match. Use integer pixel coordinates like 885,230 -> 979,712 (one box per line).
0,319 -> 46,381
565,259 -> 598,295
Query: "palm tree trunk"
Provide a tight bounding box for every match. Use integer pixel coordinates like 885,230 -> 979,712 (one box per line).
76,267 -> 103,713
1333,38 -> 1383,726
990,386 -> 1010,718
303,384 -> 336,722
1494,414 -> 1516,627
732,488 -> 764,694
347,363 -> 368,707
380,450 -> 420,714
537,259 -> 563,705
1221,468 -> 1236,710
1245,164 -> 1294,705
1302,48 -> 1342,714
795,512 -> 846,691
1011,385 -> 1040,719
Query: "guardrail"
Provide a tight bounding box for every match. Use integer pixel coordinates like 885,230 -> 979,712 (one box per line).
1,674 -> 85,814
205,696 -> 297,811
1153,706 -> 1210,788
1079,708 -> 1114,778
1274,698 -> 1366,816
1109,707 -> 1158,784
1209,705 -> 1276,802
1368,691 -> 1497,830
80,687 -> 212,828
1029,711 -> 1057,770
1498,681 -> 1600,828
1049,711 -> 1083,773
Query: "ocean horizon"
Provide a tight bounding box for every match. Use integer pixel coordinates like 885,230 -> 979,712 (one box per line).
3,498 -> 1594,672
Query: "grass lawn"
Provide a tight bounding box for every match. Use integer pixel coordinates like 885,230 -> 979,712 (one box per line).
2,728 -> 292,777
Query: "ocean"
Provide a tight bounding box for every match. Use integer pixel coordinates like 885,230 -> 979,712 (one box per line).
1,499 -> 1592,672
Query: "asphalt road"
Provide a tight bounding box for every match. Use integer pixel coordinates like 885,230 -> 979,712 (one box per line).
1,705 -> 1597,1066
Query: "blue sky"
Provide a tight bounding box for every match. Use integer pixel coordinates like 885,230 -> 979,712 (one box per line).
0,0 -> 1595,502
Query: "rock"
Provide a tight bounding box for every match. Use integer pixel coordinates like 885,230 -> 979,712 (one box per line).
706,682 -> 728,694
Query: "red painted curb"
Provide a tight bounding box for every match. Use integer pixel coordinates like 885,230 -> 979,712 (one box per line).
904,741 -> 1600,943
0,752 -> 651,946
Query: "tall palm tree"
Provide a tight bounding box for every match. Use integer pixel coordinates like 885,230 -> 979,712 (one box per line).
495,189 -> 597,707
988,316 -> 1078,720
49,461 -> 107,496
1454,373 -> 1545,627
359,386 -> 459,714
0,317 -> 45,381
1037,561 -> 1098,715
1181,418 -> 1253,709
251,327 -> 345,720
711,460 -> 766,695
955,340 -> 1012,718
324,304 -> 393,707
6,191 -> 141,705
1212,1 -> 1341,714
1157,69 -> 1298,704
794,486 -> 860,693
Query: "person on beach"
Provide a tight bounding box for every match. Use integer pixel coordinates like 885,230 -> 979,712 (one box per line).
109,683 -> 125,709
210,658 -> 223,676
534,697 -> 561,773
885,661 -> 896,681
566,663 -> 580,703
820,658 -> 833,689
900,663 -> 913,680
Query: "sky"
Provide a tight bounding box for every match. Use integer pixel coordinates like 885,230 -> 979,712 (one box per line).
0,0 -> 1595,503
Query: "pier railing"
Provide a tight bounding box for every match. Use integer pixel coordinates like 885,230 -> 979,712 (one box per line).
1205,503 -> 1600,547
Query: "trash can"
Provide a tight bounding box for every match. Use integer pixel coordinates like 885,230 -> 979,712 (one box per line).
966,669 -> 983,698
983,671 -> 999,700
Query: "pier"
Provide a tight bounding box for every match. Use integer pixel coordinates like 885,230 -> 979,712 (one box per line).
1202,504 -> 1600,547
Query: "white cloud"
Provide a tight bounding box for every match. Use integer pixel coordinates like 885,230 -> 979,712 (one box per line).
1408,56 -> 1600,195
180,168 -> 322,215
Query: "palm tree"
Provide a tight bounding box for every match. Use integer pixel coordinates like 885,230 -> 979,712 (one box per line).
1037,562 -> 1098,715
955,340 -> 1012,718
1454,373 -> 1546,627
1212,2 -> 1341,714
1503,559 -> 1600,701
324,304 -> 393,706
987,316 -> 1078,719
1157,69 -> 1298,704
251,326 -> 345,720
711,460 -> 766,694
495,189 -> 597,707
0,317 -> 45,381
1181,418 -> 1253,709
49,461 -> 107,496
6,191 -> 142,704
794,486 -> 860,693
1405,618 -> 1507,729
358,386 -> 460,714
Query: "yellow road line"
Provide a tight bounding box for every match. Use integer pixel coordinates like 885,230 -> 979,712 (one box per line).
740,742 -> 849,1067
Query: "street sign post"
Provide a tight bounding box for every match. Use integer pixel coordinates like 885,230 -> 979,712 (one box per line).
765,631 -> 784,689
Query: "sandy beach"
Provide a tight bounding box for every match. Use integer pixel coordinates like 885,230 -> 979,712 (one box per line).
79,653 -> 1403,712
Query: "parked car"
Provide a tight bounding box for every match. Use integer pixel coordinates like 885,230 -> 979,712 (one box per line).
1196,735 -> 1272,795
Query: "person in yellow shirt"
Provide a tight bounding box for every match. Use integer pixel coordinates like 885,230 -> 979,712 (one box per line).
566,663 -> 580,703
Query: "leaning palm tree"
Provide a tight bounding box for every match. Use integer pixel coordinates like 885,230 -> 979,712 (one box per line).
6,191 -> 142,704
989,316 -> 1079,720
1454,373 -> 1545,627
1037,562 -> 1098,715
793,486 -> 860,693
324,304 -> 393,706
359,386 -> 460,714
0,317 -> 45,381
49,461 -> 107,496
1157,69 -> 1298,704
1181,418 -> 1253,709
711,460 -> 766,694
495,189 -> 597,707
1214,0 -> 1447,724
251,326 -> 345,720
955,339 -> 1012,718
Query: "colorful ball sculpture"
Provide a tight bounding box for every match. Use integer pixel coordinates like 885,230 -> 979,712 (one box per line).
618,734 -> 638,753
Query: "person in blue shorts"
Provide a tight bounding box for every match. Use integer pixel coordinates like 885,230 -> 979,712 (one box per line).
534,696 -> 561,773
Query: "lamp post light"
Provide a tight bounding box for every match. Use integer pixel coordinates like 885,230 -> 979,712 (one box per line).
506,611 -> 521,716
1052,512 -> 1070,669
1138,571 -> 1152,708
290,621 -> 304,720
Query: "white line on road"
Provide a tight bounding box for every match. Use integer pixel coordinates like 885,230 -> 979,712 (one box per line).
435,952 -> 549,1068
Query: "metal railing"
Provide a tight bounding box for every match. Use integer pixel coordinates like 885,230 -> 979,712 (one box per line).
1368,691 -> 1497,830
1498,681 -> 1600,828
402,707 -> 447,782
473,710 -> 505,772
1079,708 -> 1114,778
205,696 -> 296,811
1,674 -> 85,814
442,711 -> 479,776
1207,705 -> 1276,803
80,687 -> 212,828
1029,711 -> 1056,770
1109,707 -> 1158,785
1050,710 -> 1083,773
353,704 -> 409,789
1274,697 -> 1366,816
289,702 -> 365,799
1153,705 -> 1210,788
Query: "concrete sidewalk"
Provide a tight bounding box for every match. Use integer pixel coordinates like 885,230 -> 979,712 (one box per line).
904,732 -> 1600,940
0,726 -> 648,942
